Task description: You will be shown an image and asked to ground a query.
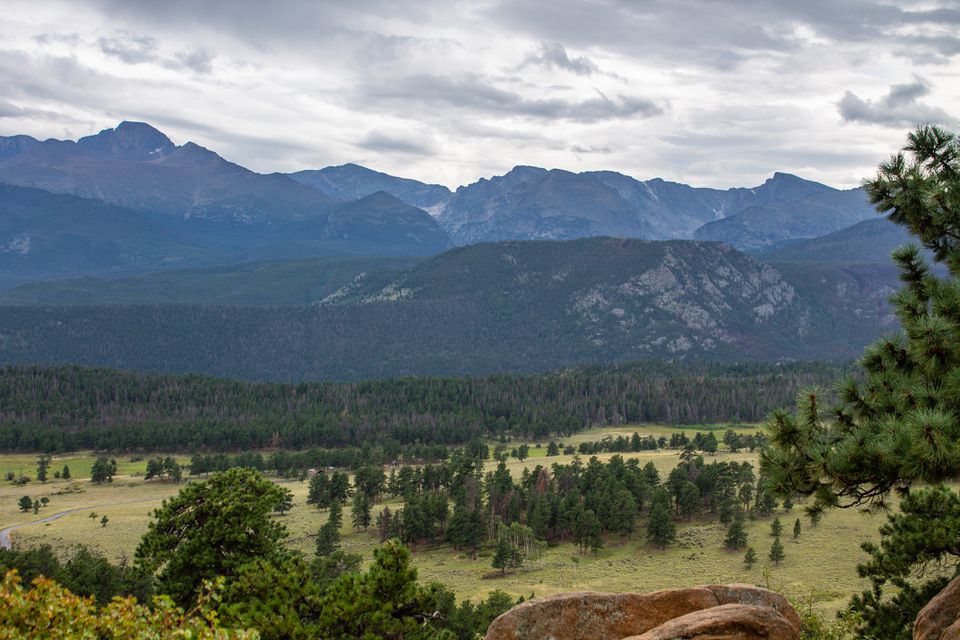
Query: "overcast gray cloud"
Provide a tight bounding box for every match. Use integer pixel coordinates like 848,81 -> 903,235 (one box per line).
358,73 -> 664,122
839,77 -> 958,127
522,42 -> 599,76
0,0 -> 958,189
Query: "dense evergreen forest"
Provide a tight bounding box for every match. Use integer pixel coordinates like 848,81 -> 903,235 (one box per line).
0,361 -> 850,452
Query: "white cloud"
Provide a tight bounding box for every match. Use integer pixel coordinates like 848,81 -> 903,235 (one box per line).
0,0 -> 957,189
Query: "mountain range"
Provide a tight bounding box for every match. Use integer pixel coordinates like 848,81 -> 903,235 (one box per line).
0,121 -> 888,286
0,120 -> 927,379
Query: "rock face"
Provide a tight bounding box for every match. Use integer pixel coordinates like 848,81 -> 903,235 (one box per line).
485,584 -> 800,640
625,604 -> 799,640
915,576 -> 960,640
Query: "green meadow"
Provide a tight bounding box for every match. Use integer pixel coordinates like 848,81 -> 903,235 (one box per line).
0,425 -> 886,617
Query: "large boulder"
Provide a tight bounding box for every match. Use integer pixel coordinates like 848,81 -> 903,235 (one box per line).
485,584 -> 800,640
704,584 -> 802,636
624,603 -> 800,640
483,589 -> 718,640
915,576 -> 960,640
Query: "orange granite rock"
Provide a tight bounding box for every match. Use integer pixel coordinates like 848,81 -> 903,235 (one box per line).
484,584 -> 801,640
624,603 -> 800,640
915,576 -> 960,640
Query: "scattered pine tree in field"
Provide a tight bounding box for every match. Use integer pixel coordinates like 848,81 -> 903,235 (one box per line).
646,489 -> 676,550
770,517 -> 783,537
492,538 -> 512,575
725,515 -> 748,550
744,547 -> 757,569
351,491 -> 371,530
793,518 -> 801,539
769,536 -> 785,566
36,455 -> 50,483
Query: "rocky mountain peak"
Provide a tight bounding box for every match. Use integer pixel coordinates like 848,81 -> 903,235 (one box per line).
77,121 -> 175,160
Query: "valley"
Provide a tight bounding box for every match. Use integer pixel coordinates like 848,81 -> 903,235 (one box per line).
0,426 -> 886,619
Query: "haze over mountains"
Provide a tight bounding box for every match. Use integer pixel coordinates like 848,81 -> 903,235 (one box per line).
0,121 -> 920,379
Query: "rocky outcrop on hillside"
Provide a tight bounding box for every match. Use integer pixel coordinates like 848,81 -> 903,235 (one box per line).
915,576 -> 960,640
485,584 -> 800,640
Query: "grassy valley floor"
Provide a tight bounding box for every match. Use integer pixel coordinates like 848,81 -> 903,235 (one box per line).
0,426 -> 885,618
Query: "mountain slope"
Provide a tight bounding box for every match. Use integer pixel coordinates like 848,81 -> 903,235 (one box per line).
759,217 -> 917,263
693,187 -> 875,252
0,237 -> 901,381
289,164 -> 451,213
0,184 -> 226,287
0,121 -> 337,223
0,255 -> 422,305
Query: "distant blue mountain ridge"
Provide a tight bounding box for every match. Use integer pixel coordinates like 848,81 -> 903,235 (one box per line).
0,121 -> 895,289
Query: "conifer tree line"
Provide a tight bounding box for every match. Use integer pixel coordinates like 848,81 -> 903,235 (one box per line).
178,428 -> 762,477
300,446 -> 780,559
0,361 -> 847,452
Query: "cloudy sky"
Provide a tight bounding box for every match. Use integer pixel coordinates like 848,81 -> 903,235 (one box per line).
1,0 -> 958,189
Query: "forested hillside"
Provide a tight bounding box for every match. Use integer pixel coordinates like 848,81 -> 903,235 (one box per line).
0,362 -> 849,452
0,239 -> 900,379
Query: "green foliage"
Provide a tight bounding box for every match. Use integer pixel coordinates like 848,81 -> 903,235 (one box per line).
762,126 -> 960,638
770,517 -> 783,537
17,495 -> 31,512
431,588 -> 517,640
145,457 -> 182,482
0,569 -> 254,639
351,491 -> 371,530
134,468 -> 290,607
793,518 -> 801,539
491,538 -> 513,575
724,516 -> 748,550
0,361 -> 847,452
0,544 -> 152,606
311,541 -> 452,640
35,455 -> 50,483
769,536 -> 785,565
646,489 -> 676,550
743,547 -> 757,569
90,457 -> 116,484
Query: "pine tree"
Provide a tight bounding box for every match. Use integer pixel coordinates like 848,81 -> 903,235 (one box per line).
327,499 -> 343,531
646,489 -> 676,550
492,538 -> 511,575
90,457 -> 117,484
769,536 -> 785,566
18,495 -> 31,512
351,491 -> 371,530
315,521 -> 340,557
376,506 -> 393,542
744,547 -> 757,569
770,517 -> 783,537
725,516 -> 748,550
36,455 -> 50,483
793,518 -> 801,539
61,465 -> 70,480
761,126 -> 960,637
